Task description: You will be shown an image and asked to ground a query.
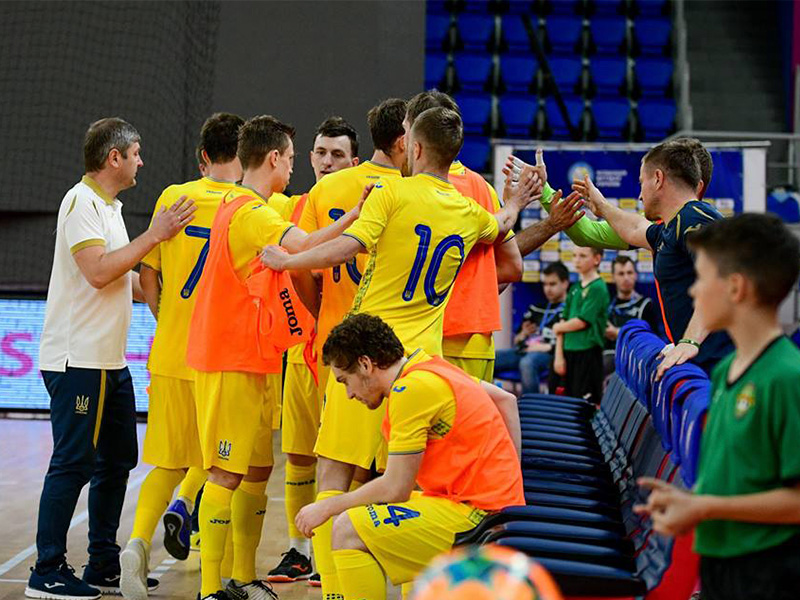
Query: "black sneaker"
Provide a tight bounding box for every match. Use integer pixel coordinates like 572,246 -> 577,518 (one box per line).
198,592 -> 230,600
26,563 -> 101,600
225,580 -> 278,600
83,560 -> 159,595
265,548 -> 312,583
307,573 -> 320,588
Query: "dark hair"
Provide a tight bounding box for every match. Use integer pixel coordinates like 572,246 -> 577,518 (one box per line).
542,261 -> 570,282
642,142 -> 701,192
313,116 -> 359,157
201,112 -> 244,164
410,107 -> 464,170
406,89 -> 460,126
687,213 -> 800,307
238,115 -> 296,171
367,98 -> 407,155
322,313 -> 405,372
612,255 -> 637,271
670,137 -> 713,198
84,118 -> 140,172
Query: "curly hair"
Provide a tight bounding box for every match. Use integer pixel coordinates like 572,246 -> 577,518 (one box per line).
322,313 -> 405,372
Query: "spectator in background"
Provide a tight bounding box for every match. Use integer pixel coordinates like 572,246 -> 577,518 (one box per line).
494,262 -> 569,393
603,256 -> 660,376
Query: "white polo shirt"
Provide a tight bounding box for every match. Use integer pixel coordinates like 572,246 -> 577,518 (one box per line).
39,176 -> 133,371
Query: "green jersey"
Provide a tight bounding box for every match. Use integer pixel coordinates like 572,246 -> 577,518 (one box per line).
562,277 -> 609,351
695,336 -> 800,558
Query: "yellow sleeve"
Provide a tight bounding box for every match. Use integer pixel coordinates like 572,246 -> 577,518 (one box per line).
235,202 -> 295,249
299,182 -> 321,233
387,372 -> 452,455
487,182 -> 515,242
472,201 -> 500,244
141,191 -> 170,271
343,183 -> 393,248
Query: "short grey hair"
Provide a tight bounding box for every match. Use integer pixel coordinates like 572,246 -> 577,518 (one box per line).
84,117 -> 140,172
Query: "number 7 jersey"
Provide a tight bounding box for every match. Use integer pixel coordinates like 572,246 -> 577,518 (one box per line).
142,177 -> 236,380
344,173 -> 499,356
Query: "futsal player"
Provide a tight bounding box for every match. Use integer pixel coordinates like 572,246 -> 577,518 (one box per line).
267,116 -> 361,584
119,112 -> 245,600
296,313 -> 524,600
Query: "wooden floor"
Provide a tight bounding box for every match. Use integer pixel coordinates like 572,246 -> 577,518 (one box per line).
0,419 -> 320,600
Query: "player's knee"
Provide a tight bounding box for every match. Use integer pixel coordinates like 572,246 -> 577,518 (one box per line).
208,466 -> 242,490
244,465 -> 272,482
331,511 -> 365,551
317,457 -> 355,492
287,453 -> 316,467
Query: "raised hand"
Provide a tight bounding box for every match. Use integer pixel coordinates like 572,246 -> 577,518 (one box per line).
548,190 -> 585,232
150,195 -> 196,242
353,183 -> 375,218
503,164 -> 541,211
572,174 -> 608,218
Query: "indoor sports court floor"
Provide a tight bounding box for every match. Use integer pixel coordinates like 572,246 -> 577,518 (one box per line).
0,420 -> 326,600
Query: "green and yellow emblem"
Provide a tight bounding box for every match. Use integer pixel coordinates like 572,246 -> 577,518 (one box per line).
734,383 -> 756,418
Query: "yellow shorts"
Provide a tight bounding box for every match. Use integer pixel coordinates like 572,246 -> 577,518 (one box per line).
281,361 -> 321,457
195,371 -> 279,475
442,355 -> 495,382
314,372 -> 384,470
142,375 -> 203,470
348,492 -> 487,585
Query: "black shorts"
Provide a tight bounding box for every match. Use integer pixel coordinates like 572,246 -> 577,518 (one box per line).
700,535 -> 800,600
551,347 -> 603,404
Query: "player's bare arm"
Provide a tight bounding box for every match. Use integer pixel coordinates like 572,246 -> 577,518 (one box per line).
494,237 -> 523,284
73,196 -> 195,289
290,269 -> 321,318
139,265 -> 161,319
130,271 -> 145,304
261,235 -> 362,272
514,190 -> 585,256
479,381 -> 521,459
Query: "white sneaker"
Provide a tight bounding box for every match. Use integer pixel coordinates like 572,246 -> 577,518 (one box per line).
225,580 -> 277,600
120,539 -> 149,600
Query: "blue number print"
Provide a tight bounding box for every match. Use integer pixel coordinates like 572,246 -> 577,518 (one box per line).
181,226 -> 211,298
328,208 -> 362,284
383,505 -> 421,527
403,225 -> 465,306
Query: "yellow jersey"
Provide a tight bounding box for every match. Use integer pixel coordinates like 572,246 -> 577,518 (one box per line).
299,160 -> 402,349
344,173 -> 499,356
142,177 -> 236,380
284,192 -> 310,365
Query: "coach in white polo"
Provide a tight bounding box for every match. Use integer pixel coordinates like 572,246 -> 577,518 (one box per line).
27,118 -> 195,600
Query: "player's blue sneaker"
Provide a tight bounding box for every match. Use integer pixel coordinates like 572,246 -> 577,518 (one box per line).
82,560 -> 159,595
163,498 -> 192,560
25,562 -> 101,600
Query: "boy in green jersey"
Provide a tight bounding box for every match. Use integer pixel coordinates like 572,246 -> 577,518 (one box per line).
550,246 -> 609,404
634,213 -> 800,600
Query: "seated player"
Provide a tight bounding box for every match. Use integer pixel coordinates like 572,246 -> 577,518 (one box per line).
293,313 -> 524,600
635,213 -> 800,600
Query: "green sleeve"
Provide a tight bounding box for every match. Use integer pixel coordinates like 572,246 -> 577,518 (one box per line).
540,183 -> 630,250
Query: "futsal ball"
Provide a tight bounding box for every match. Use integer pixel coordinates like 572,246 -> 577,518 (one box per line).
411,544 -> 564,600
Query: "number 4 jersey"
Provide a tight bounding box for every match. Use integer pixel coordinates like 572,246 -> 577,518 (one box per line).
142,177 -> 237,380
344,173 -> 499,356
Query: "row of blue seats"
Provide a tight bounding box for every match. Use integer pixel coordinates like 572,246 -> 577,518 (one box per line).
426,53 -> 673,98
427,13 -> 671,56
429,0 -> 671,18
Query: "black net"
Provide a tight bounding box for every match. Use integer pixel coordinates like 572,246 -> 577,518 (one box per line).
0,0 -> 220,291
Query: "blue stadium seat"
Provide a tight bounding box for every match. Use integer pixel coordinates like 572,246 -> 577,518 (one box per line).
501,14 -> 533,53
457,13 -> 496,51
545,15 -> 584,54
546,0 -> 584,15
767,189 -> 800,224
462,0 -> 496,12
455,93 -> 493,134
500,96 -> 540,137
634,56 -> 672,96
633,17 -> 672,55
589,0 -> 626,15
545,96 -> 585,139
459,136 -> 492,172
427,0 -> 451,14
500,54 -> 538,92
637,98 -> 676,140
425,53 -> 449,90
589,16 -> 627,55
545,55 -> 584,95
633,0 -> 668,17
454,53 -> 495,92
426,14 -> 453,51
591,98 -> 631,140
589,56 -> 627,96
506,0 -> 536,14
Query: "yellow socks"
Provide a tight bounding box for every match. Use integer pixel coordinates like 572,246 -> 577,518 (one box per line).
332,549 -> 386,600
199,482 -> 234,596
231,479 -> 268,584
130,467 -> 184,544
285,461 -> 316,553
176,467 -> 208,508
313,490 -> 344,600
220,526 -> 233,580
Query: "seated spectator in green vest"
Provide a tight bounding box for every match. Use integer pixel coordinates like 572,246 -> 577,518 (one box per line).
634,213 -> 800,600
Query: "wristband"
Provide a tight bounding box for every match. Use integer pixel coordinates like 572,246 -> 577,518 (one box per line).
677,338 -> 701,349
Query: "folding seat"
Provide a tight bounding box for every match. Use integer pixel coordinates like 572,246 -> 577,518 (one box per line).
497,95 -> 538,137
426,14 -> 453,52
590,56 -> 627,96
545,15 -> 584,54
426,0 -> 453,13
637,97 -> 677,140
458,136 -> 492,172
544,95 -> 585,139
544,0 -> 584,15
424,53 -> 449,90
545,55 -> 584,95
462,0 -> 496,12
506,0 -> 536,15
589,17 -> 627,55
500,54 -> 538,92
632,0 -> 668,17
500,14 -> 532,53
457,13 -> 496,51
634,56 -> 673,96
591,97 -> 631,140
453,53 -> 495,92
633,17 -> 672,55
676,387 -> 710,487
767,189 -> 800,224
588,0 -> 626,15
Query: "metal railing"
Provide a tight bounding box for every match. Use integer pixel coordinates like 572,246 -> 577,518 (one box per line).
674,0 -> 693,131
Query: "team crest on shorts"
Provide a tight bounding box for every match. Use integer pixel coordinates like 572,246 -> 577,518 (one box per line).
218,440 -> 232,460
735,383 -> 756,419
75,395 -> 90,415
